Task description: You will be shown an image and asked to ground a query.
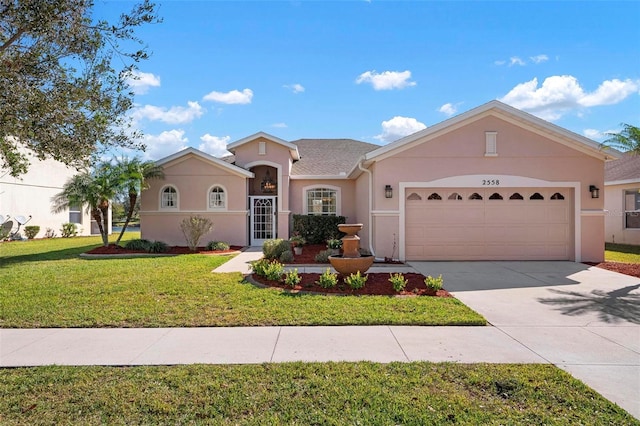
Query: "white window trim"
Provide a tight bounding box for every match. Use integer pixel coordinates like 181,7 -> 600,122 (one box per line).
302,185 -> 341,216
207,184 -> 228,211
159,185 -> 179,210
623,188 -> 640,230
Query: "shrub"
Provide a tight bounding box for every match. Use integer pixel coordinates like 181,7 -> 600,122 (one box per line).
326,239 -> 342,250
283,269 -> 302,287
424,274 -> 444,292
44,228 -> 56,238
316,268 -> 338,288
389,273 -> 408,293
148,240 -> 169,253
279,250 -> 294,263
250,259 -> 270,277
125,239 -> 152,251
262,239 -> 290,260
264,260 -> 284,281
345,271 -> 368,290
289,233 -> 306,247
24,226 -> 40,239
314,249 -> 332,263
206,241 -> 230,251
292,214 -> 347,244
60,223 -> 77,238
180,215 -> 213,251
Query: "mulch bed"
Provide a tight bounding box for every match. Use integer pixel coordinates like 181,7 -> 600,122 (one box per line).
250,273 -> 452,297
86,244 -> 243,255
587,261 -> 640,279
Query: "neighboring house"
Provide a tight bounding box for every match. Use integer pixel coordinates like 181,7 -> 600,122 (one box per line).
0,149 -> 105,238
605,153 -> 640,245
140,100 -> 617,263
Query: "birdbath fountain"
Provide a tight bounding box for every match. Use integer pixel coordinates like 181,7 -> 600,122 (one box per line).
328,223 -> 374,275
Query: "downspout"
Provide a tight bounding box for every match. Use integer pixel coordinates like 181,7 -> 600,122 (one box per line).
357,157 -> 379,260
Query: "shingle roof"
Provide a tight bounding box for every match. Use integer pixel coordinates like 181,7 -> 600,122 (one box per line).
291,139 -> 380,176
605,153 -> 640,183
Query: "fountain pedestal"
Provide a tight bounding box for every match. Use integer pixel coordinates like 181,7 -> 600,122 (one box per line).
328,223 -> 374,275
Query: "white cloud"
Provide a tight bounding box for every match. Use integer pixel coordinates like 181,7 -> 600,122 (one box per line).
583,129 -> 603,139
509,56 -> 526,67
124,70 -> 161,94
132,101 -> 204,124
198,134 -> 231,157
499,75 -> 640,121
530,54 -> 549,64
143,130 -> 188,160
203,88 -> 253,104
271,122 -> 288,128
494,60 -> 507,66
284,83 -> 305,94
374,116 -> 426,143
438,103 -> 457,116
356,70 -> 416,90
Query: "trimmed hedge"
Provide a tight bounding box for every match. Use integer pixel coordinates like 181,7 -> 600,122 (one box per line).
292,214 -> 347,244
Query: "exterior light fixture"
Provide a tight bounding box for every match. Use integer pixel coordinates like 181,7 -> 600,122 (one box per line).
589,185 -> 600,199
385,185 -> 393,199
261,170 -> 276,194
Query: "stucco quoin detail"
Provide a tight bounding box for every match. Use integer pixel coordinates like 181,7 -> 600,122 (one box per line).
398,175 -> 582,262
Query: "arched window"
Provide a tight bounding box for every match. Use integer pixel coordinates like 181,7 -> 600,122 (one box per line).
407,192 -> 422,201
509,193 -> 524,200
427,193 -> 442,200
448,192 -> 463,200
209,186 -> 226,209
161,186 -> 178,209
469,192 -> 483,200
489,193 -> 503,200
530,192 -> 544,200
550,192 -> 565,200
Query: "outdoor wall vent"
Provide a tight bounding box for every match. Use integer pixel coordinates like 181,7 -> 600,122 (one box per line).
485,131 -> 498,157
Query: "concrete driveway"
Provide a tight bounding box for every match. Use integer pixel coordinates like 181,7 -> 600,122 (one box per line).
408,261 -> 640,419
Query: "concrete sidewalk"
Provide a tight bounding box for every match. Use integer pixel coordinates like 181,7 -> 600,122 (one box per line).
1,251 -> 638,418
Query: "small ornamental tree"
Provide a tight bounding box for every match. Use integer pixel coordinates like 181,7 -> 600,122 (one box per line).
180,216 -> 213,251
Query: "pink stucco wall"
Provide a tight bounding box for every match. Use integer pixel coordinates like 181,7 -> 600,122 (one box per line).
140,154 -> 250,246
368,115 -> 605,262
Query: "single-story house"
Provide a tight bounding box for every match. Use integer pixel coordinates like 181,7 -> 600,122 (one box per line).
140,100 -> 617,263
1,147 -> 105,238
605,153 -> 640,245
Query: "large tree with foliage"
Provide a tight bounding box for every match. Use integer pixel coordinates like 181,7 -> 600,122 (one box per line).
51,162 -> 121,246
0,0 -> 160,177
604,124 -> 640,155
114,156 -> 164,244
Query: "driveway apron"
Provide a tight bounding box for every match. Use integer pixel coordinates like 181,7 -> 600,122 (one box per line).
408,260 -> 640,419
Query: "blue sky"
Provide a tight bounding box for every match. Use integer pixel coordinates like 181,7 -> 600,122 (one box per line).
97,1 -> 640,160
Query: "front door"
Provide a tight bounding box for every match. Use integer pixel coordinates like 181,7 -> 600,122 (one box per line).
250,196 -> 276,246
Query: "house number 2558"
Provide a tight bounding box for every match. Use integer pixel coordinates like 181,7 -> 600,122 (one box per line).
482,179 -> 500,186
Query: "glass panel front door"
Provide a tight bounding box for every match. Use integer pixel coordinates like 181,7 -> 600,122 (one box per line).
250,197 -> 276,246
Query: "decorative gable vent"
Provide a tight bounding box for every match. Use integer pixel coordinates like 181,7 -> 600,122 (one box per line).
258,141 -> 266,155
485,131 -> 497,157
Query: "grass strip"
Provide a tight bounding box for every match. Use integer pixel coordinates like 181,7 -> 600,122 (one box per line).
0,362 -> 635,425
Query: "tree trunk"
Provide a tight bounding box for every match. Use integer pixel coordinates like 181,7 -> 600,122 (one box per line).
115,192 -> 137,244
91,208 -> 108,246
100,205 -> 110,247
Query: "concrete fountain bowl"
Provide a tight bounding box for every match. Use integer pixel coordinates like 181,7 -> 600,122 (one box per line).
328,255 -> 374,275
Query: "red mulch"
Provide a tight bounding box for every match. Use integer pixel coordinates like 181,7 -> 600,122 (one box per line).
86,244 -> 243,255
250,272 -> 452,297
289,244 -> 401,265
587,262 -> 640,278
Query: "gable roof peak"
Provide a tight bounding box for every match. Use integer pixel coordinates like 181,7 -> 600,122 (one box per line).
227,131 -> 300,160
154,146 -> 253,178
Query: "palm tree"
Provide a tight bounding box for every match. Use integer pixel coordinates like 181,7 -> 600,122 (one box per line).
51,162 -> 121,246
604,124 -> 640,155
114,156 -> 164,244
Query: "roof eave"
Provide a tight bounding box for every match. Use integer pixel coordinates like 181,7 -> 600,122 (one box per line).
155,147 -> 254,178
227,131 -> 301,160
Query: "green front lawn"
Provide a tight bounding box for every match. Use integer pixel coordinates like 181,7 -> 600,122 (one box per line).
606,243 -> 640,264
0,363 -> 635,425
0,235 -> 485,328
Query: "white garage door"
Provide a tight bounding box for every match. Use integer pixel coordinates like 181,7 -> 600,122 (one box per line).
405,188 -> 572,261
